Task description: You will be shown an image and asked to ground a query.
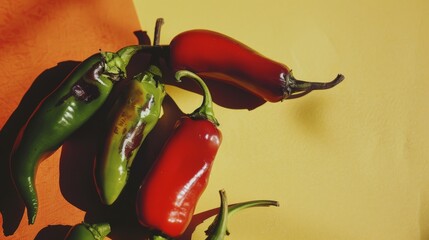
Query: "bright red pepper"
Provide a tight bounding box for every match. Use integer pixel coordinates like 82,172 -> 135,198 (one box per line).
168,29 -> 344,102
136,70 -> 221,239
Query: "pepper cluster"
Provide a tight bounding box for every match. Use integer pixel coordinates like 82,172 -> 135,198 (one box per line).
6,18 -> 343,239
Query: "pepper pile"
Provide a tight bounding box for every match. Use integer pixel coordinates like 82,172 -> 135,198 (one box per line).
6,18 -> 343,239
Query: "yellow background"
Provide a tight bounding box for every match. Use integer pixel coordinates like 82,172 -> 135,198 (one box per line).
0,0 -> 428,239
134,0 -> 429,239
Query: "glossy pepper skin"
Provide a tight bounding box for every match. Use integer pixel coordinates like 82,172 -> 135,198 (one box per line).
9,45 -> 142,224
64,222 -> 111,240
136,70 -> 222,239
94,65 -> 165,205
169,29 -> 344,102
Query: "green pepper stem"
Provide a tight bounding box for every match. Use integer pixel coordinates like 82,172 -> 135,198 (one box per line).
91,222 -> 111,239
81,222 -> 111,240
228,200 -> 280,216
205,192 -> 279,239
205,189 -> 228,240
117,45 -> 143,64
175,70 -> 219,126
151,235 -> 170,240
98,45 -> 142,81
284,72 -> 344,99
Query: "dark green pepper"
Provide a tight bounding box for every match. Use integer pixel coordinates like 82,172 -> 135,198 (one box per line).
94,65 -> 165,205
10,45 -> 142,224
64,222 -> 111,240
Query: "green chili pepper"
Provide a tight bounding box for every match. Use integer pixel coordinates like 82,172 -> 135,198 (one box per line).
94,64 -> 165,205
64,222 -> 111,240
10,45 -> 142,224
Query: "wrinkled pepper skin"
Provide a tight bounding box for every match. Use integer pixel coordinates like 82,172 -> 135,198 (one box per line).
169,30 -> 344,102
136,70 -> 222,238
94,65 -> 165,205
10,45 -> 142,224
64,222 -> 111,240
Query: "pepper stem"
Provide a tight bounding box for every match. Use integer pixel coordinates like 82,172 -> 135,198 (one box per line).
117,45 -> 144,64
228,200 -> 280,217
175,70 -> 219,126
98,45 -> 143,80
91,222 -> 111,239
284,72 -> 344,99
205,190 -> 279,239
151,235 -> 170,240
205,189 -> 228,240
153,18 -> 164,46
82,222 -> 111,240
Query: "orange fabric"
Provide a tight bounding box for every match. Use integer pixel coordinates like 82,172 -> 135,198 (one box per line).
0,0 -> 142,239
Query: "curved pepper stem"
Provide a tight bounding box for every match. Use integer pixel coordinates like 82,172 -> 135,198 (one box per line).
227,199 -> 280,218
205,190 -> 279,239
205,189 -> 228,240
284,72 -> 344,99
175,70 -> 219,126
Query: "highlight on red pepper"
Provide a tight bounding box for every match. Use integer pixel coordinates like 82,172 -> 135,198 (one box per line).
168,29 -> 344,102
9,45 -> 142,225
94,64 -> 166,205
64,222 -> 111,240
205,189 -> 280,239
135,70 -> 222,239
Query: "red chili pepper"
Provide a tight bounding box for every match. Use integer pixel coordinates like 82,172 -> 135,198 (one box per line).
136,70 -> 222,239
169,29 -> 344,102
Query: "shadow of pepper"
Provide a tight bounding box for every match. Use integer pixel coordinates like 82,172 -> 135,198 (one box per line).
58,112 -> 106,212
178,207 -> 221,240
0,61 -> 80,236
33,224 -> 71,240
133,30 -> 151,46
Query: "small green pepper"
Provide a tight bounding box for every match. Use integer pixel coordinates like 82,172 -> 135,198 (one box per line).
10,45 -> 142,224
64,222 -> 111,240
94,64 -> 165,205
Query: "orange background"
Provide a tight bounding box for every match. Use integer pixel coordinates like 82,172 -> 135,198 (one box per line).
0,0 -> 145,239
